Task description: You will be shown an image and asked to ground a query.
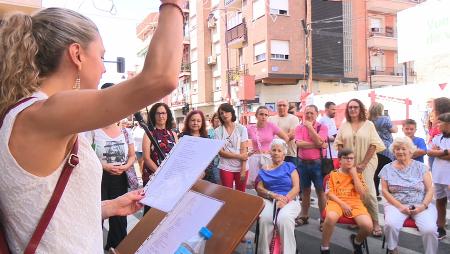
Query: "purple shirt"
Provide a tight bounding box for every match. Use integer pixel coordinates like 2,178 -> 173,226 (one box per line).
247,122 -> 281,152
295,122 -> 328,160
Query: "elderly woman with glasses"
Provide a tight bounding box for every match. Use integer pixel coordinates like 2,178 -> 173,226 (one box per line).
335,98 -> 385,237
256,139 -> 300,254
379,137 -> 437,254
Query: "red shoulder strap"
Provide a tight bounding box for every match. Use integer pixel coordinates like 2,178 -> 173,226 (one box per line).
1,97 -> 79,254
0,97 -> 35,129
23,138 -> 79,254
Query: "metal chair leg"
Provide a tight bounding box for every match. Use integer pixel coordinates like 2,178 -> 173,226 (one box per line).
255,223 -> 259,254
364,238 -> 369,254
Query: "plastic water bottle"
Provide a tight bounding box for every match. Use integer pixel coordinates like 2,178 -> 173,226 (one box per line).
245,239 -> 253,254
175,227 -> 213,254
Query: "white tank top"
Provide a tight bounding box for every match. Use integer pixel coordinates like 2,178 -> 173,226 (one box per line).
0,92 -> 103,253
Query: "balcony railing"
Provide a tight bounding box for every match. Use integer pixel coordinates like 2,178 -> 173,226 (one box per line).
225,22 -> 247,48
227,64 -> 248,84
369,27 -> 395,37
370,67 -> 416,76
180,63 -> 191,73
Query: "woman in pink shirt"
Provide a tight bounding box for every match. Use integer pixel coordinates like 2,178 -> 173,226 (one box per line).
247,106 -> 289,187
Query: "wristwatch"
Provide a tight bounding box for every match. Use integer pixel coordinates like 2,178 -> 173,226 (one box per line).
444,149 -> 449,156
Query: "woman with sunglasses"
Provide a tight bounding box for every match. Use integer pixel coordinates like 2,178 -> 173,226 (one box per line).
335,99 -> 385,237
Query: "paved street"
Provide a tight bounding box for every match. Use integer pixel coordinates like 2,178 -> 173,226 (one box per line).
104,186 -> 450,253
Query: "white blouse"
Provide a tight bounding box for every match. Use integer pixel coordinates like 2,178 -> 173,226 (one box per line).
0,92 -> 103,253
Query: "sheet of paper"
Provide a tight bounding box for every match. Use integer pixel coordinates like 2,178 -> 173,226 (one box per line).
141,135 -> 224,212
135,191 -> 224,254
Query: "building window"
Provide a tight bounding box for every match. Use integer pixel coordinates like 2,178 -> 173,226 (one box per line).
270,40 -> 289,60
269,0 -> 288,15
214,78 -> 221,91
370,18 -> 382,33
227,12 -> 243,29
191,80 -> 198,93
253,0 -> 265,20
254,41 -> 266,63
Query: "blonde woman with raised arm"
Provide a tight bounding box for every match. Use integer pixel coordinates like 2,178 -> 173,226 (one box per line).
0,2 -> 185,253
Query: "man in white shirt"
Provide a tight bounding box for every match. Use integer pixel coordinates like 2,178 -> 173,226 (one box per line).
269,99 -> 300,166
319,101 -> 338,167
428,112 -> 450,239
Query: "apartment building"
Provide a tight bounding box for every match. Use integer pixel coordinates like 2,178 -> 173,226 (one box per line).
136,4 -> 191,124
310,0 -> 424,91
136,0 -> 424,121
189,0 -> 306,118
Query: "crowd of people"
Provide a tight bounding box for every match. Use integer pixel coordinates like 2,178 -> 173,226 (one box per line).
0,3 -> 449,254
114,95 -> 448,254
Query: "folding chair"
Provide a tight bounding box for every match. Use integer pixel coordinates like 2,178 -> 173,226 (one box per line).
381,217 -> 417,254
322,174 -> 370,253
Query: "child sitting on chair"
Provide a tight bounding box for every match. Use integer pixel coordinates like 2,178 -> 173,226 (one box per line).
321,148 -> 373,254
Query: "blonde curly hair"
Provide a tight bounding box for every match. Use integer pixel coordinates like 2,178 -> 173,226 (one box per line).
0,8 -> 98,116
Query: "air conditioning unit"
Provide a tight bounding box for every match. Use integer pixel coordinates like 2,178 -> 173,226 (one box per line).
207,55 -> 217,65
207,18 -> 216,29
371,27 -> 380,33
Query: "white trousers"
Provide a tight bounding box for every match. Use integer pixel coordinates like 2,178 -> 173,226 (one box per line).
384,204 -> 438,254
258,199 -> 301,254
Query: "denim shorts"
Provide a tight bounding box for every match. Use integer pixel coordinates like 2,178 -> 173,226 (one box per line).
298,159 -> 323,190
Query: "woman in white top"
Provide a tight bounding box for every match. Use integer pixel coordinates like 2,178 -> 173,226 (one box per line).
132,123 -> 145,174
87,83 -> 136,250
0,3 -> 184,253
215,103 -> 249,191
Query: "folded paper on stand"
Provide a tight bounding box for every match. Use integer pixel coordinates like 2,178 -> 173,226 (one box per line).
135,191 -> 224,254
141,136 -> 224,212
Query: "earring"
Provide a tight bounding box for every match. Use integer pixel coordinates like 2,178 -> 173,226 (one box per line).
73,74 -> 81,90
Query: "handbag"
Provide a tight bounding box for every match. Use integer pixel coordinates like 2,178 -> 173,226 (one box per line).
121,129 -> 140,190
269,201 -> 281,254
254,127 -> 270,168
317,125 -> 334,176
0,97 -> 79,254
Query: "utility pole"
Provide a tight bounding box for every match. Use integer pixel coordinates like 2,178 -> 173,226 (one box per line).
301,1 -> 313,94
307,0 -> 312,93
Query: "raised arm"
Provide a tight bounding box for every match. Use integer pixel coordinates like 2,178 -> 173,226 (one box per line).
29,2 -> 186,136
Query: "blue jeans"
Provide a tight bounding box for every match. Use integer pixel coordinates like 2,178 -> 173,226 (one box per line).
298,159 -> 323,191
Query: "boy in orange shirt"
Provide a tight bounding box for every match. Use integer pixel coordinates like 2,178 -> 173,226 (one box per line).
321,148 -> 373,254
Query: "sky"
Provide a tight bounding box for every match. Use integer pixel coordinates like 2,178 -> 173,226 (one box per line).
42,0 -> 161,83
